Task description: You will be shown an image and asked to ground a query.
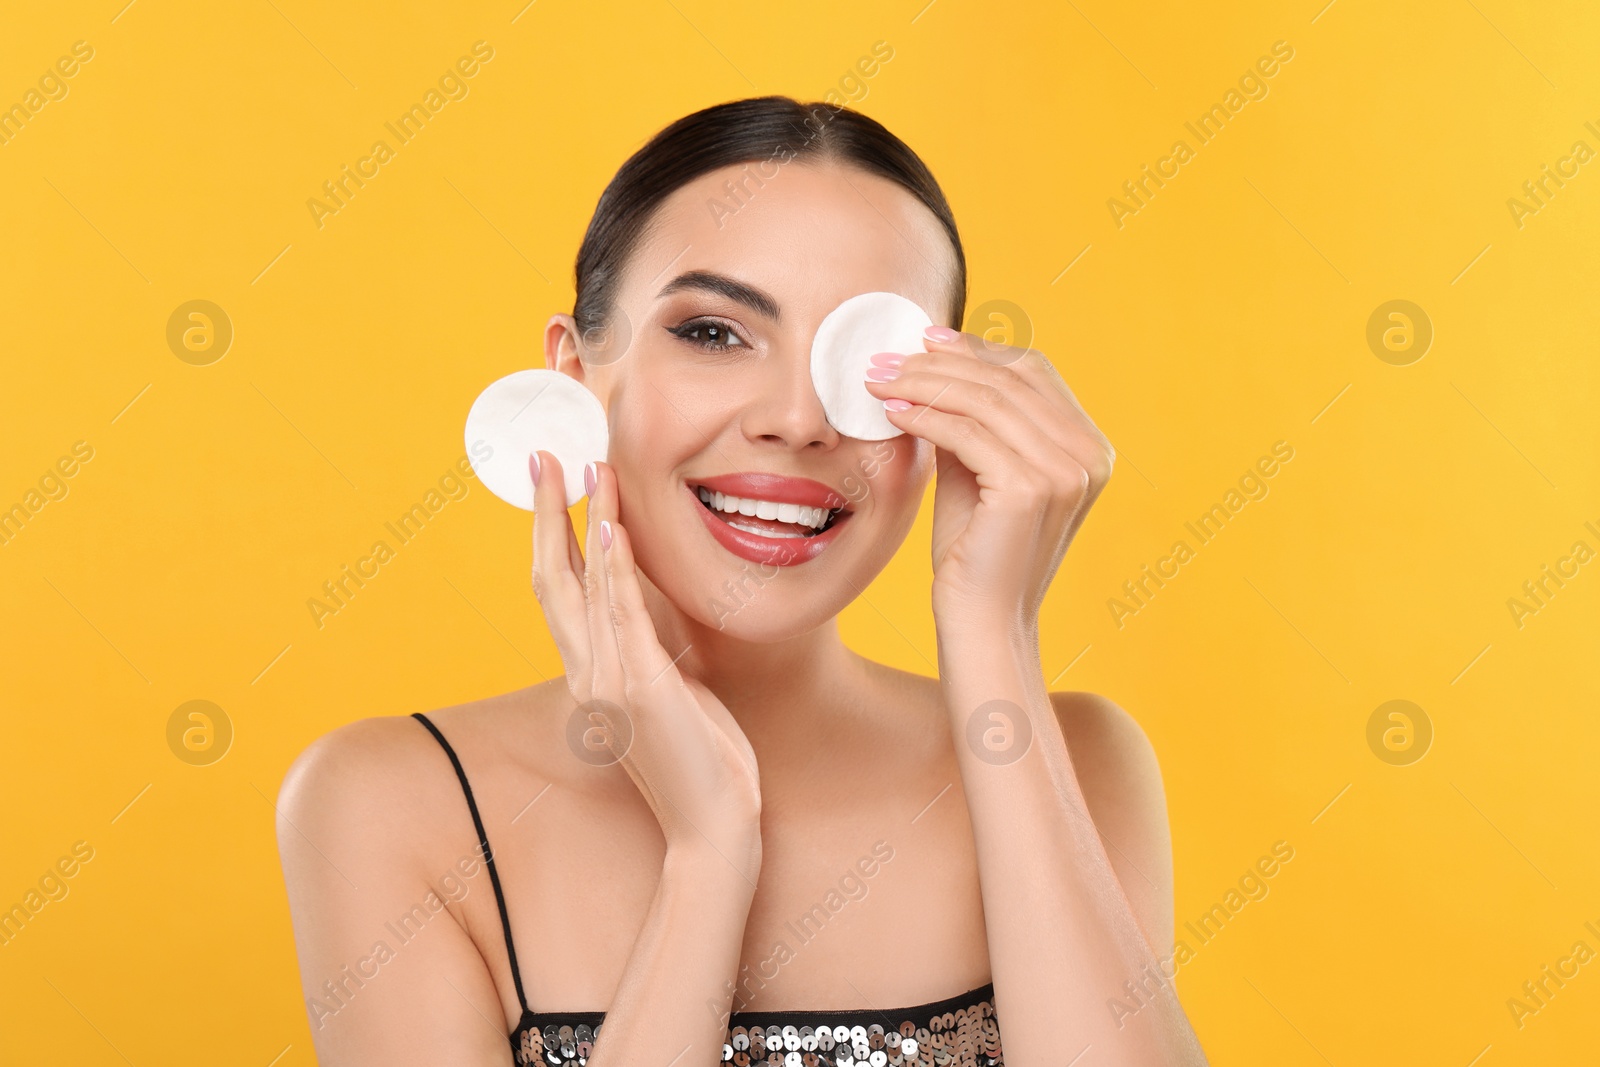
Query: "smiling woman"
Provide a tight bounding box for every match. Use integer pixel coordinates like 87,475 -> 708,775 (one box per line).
276,95 -> 1208,1067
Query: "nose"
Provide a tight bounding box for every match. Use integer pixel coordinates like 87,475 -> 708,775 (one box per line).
740,341 -> 840,450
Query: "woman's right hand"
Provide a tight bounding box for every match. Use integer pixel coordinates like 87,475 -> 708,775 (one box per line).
530,450 -> 762,873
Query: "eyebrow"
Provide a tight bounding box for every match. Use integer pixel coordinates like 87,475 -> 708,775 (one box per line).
656,270 -> 781,322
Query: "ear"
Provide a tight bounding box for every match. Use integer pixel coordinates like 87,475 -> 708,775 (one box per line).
544,313 -> 587,383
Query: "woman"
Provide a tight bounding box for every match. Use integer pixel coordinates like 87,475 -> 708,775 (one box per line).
277,96 -> 1207,1066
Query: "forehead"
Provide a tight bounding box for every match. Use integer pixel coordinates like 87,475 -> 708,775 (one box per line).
623,160 -> 957,327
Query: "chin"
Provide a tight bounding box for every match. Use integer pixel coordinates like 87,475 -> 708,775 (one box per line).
703,588 -> 846,643
644,553 -> 855,642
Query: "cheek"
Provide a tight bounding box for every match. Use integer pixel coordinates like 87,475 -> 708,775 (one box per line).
866,437 -> 934,511
605,380 -> 700,477
605,355 -> 747,451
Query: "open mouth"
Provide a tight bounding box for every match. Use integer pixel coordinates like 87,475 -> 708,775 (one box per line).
685,472 -> 855,567
692,485 -> 849,539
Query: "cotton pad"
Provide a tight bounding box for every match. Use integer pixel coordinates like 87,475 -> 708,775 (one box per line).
464,369 -> 608,509
810,291 -> 933,441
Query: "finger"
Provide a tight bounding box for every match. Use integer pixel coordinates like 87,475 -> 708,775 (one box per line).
921,329 -> 1110,433
912,332 -> 1114,481
531,450 -> 592,688
582,460 -> 624,702
865,368 -> 1073,477
882,399 -> 1059,506
533,451 -> 584,592
922,327 -> 1074,407
599,519 -> 678,697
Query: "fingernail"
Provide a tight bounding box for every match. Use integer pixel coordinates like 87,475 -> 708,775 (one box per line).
885,398 -> 913,412
584,462 -> 596,497
866,366 -> 901,382
600,519 -> 612,550
924,326 -> 958,342
529,452 -> 541,486
869,352 -> 904,368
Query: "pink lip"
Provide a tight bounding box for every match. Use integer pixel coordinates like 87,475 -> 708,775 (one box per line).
685,478 -> 853,567
690,472 -> 849,512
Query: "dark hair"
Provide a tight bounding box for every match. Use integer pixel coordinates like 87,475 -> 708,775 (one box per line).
572,96 -> 967,340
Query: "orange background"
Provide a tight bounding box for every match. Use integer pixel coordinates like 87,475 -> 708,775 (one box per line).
2,1 -> 1598,1063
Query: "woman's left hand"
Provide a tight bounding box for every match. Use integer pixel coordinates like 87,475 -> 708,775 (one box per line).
864,326 -> 1115,631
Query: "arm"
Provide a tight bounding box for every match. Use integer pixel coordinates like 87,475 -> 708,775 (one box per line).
1050,690 -> 1174,959
586,839 -> 760,1067
938,628 -> 1201,1063
281,452 -> 767,1063
530,452 -> 768,1065
278,718 -> 763,1067
867,325 -> 1205,1063
277,717 -> 518,1066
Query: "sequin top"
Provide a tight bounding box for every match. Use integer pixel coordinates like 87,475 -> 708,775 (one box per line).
511,982 -> 1003,1067
413,714 -> 1005,1067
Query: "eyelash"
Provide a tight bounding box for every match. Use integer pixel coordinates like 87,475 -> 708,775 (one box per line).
668,317 -> 747,354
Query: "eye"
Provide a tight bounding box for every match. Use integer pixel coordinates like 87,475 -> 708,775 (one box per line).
668,318 -> 748,354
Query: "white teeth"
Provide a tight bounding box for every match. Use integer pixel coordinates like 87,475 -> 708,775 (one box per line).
696,486 -> 833,530
727,519 -> 806,539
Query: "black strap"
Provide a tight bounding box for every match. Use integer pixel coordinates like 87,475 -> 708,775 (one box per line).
412,712 -> 530,1013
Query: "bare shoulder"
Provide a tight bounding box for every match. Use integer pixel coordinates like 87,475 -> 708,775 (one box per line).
1048,690 -> 1163,788
274,684 -> 572,1060
278,714 -> 441,826
1048,690 -> 1174,953
276,681 -> 565,858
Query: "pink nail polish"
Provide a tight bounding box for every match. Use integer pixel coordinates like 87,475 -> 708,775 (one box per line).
866,366 -> 901,382
924,326 -> 958,342
529,452 -> 541,486
885,398 -> 912,412
584,462 -> 596,496
600,519 -> 612,550
869,352 -> 905,368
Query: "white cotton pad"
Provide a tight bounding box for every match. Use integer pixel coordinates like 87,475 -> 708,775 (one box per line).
463,369 -> 609,509
810,291 -> 933,441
